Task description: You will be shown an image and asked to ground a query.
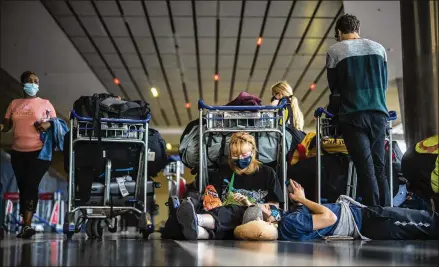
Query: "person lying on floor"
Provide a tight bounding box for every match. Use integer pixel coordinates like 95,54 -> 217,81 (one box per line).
171,132 -> 284,240
275,180 -> 438,241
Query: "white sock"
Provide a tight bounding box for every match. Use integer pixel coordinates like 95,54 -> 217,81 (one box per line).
197,226 -> 210,240
196,214 -> 215,230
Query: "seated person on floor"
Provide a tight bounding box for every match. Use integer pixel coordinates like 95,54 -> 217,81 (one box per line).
172,132 -> 284,240
277,179 -> 438,241
402,135 -> 438,210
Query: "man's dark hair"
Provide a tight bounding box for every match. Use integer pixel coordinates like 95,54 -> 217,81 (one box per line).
335,14 -> 360,35
20,70 -> 37,84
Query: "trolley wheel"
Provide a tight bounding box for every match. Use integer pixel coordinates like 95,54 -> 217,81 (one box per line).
85,220 -> 94,239
92,219 -> 104,238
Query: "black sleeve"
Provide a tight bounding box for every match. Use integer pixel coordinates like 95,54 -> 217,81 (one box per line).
265,167 -> 284,203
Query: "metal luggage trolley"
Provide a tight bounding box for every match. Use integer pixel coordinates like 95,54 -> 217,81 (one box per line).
314,107 -> 398,206
197,99 -> 289,210
63,111 -> 154,239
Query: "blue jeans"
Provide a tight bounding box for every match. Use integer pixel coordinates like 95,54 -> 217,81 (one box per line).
340,111 -> 390,206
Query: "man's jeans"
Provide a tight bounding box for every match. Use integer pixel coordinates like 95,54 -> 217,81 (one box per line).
340,111 -> 390,206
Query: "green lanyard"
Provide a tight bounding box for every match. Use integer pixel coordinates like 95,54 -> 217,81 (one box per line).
228,173 -> 235,193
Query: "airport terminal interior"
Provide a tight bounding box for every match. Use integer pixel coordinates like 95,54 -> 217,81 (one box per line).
0,0 -> 438,266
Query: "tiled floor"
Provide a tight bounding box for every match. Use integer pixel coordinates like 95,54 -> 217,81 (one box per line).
1,233 -> 438,266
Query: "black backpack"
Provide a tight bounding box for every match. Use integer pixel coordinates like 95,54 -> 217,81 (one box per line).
147,128 -> 168,177
73,93 -> 114,118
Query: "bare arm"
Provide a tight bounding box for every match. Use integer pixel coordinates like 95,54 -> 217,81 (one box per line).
288,180 -> 337,231
1,118 -> 12,132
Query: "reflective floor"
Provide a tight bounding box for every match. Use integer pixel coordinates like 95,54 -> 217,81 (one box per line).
1,233 -> 438,266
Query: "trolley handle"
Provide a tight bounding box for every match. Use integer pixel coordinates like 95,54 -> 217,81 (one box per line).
314,107 -> 335,118
197,99 -> 288,111
314,108 -> 398,121
70,110 -> 151,124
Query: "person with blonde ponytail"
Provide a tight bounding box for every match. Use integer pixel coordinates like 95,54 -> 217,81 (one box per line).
174,132 -> 283,240
271,81 -> 305,131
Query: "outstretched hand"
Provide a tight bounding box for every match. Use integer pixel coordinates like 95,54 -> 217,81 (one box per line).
288,179 -> 306,202
233,193 -> 252,206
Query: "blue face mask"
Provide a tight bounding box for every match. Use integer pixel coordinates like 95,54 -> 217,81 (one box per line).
23,83 -> 39,96
269,205 -> 282,221
233,155 -> 252,169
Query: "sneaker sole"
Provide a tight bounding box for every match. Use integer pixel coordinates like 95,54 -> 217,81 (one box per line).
176,201 -> 198,240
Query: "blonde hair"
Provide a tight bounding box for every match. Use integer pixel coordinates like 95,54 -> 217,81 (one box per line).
228,132 -> 261,175
271,81 -> 305,131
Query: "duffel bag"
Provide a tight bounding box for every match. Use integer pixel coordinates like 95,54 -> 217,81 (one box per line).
100,98 -> 151,120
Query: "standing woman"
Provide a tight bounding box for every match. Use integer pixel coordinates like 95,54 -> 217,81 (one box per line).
271,81 -> 305,131
0,71 -> 56,238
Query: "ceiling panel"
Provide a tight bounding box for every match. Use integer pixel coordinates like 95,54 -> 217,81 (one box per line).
150,17 -> 173,37
103,17 -> 128,37
170,1 -> 192,16
45,1 -> 71,16
81,17 -> 107,36
58,16 -> 85,36
245,1 -> 268,17
113,37 -> 136,53
174,17 -> 194,37
196,1 -> 217,16
197,17 -> 216,37
308,19 -> 335,37
46,0 -> 343,129
71,37 -> 95,53
70,1 -> 95,16
84,53 -> 105,69
241,17 -> 263,37
219,1 -> 242,16
125,17 -> 150,37
120,1 -> 144,16
292,1 -> 319,17
95,1 -> 119,16
220,18 -> 240,37
145,1 -> 168,16
263,18 -> 289,38
268,1 -> 294,17
93,37 -> 117,53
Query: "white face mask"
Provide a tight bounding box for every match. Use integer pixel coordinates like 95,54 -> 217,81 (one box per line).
23,83 -> 39,96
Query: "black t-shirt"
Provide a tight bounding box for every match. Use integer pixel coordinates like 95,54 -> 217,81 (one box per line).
209,164 -> 284,204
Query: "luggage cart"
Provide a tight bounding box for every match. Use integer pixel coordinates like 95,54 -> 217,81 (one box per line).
63,111 -> 154,239
314,107 -> 398,206
197,99 -> 289,210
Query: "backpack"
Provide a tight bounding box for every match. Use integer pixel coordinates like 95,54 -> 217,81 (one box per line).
178,119 -> 295,171
147,128 -> 168,177
73,93 -> 114,118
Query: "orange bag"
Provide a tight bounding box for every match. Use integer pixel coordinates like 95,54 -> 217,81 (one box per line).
203,185 -> 223,211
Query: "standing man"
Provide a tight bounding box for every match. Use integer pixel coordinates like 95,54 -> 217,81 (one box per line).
326,14 -> 390,206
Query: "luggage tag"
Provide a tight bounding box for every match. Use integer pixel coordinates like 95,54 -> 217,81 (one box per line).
147,149 -> 155,162
116,177 -> 129,197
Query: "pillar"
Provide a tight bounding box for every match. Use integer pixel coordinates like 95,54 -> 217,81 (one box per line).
400,0 -> 439,148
